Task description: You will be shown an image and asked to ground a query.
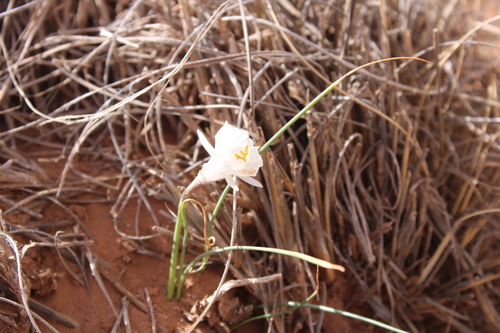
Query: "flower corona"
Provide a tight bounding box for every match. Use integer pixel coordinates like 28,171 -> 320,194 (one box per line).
234,146 -> 249,162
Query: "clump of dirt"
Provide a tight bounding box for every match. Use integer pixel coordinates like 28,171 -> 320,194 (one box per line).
22,251 -> 62,298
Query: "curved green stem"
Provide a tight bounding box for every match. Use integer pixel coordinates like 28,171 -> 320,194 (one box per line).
175,245 -> 343,300
232,289 -> 317,330
258,302 -> 409,333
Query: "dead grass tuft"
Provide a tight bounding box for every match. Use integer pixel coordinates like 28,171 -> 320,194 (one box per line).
1,0 -> 499,332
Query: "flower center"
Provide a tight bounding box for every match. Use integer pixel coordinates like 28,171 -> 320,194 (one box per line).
234,145 -> 249,162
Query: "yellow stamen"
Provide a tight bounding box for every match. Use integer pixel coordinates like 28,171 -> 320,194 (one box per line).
234,145 -> 249,162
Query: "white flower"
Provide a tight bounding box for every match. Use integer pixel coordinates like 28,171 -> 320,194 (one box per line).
191,121 -> 263,191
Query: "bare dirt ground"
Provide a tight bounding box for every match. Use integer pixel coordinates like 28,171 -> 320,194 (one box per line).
1,0 -> 500,332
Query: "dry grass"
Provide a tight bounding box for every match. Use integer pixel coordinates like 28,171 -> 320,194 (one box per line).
1,0 -> 500,332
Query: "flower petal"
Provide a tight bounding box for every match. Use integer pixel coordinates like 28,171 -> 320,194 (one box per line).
215,122 -> 250,154
199,160 -> 225,182
225,175 -> 239,191
239,176 -> 263,188
197,129 -> 215,156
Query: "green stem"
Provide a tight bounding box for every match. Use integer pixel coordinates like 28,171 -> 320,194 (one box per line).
175,245 -> 342,300
267,302 -> 409,333
258,79 -> 340,154
177,202 -> 189,292
196,184 -> 232,274
167,197 -> 186,300
232,289 -> 317,330
208,185 -> 231,237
